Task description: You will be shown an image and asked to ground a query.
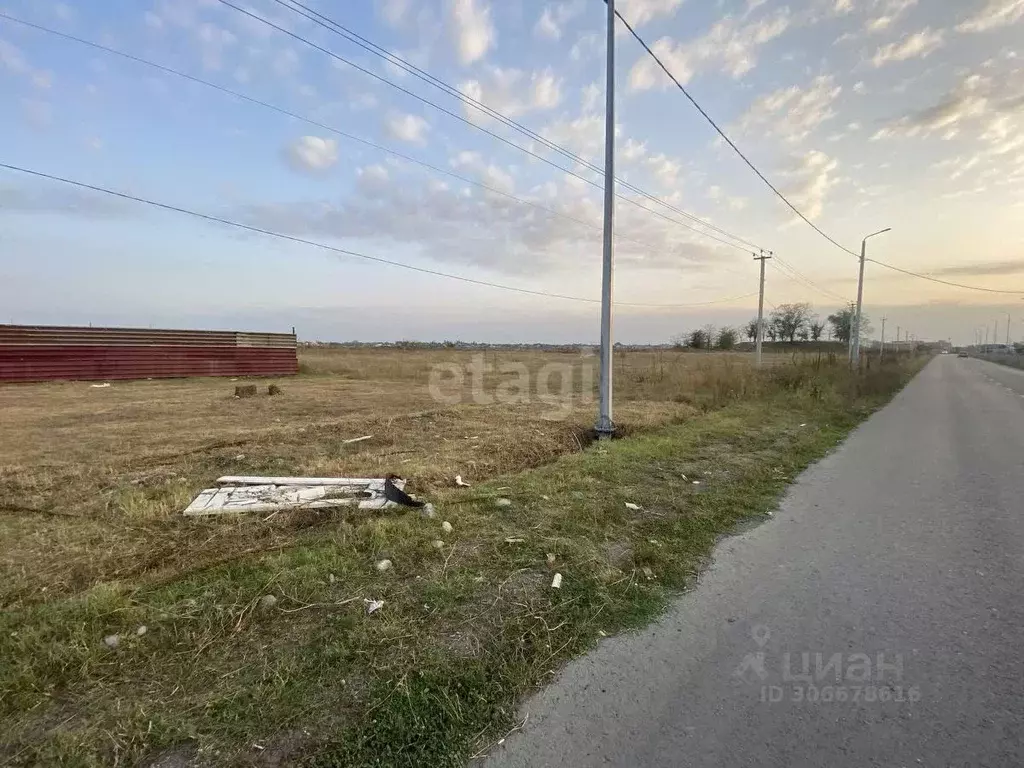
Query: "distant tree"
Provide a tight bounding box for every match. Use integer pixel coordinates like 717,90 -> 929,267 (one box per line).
810,320 -> 826,341
670,333 -> 687,350
702,324 -> 718,351
770,302 -> 812,343
797,326 -> 810,342
687,328 -> 709,349
827,305 -> 871,344
717,326 -> 738,350
765,320 -> 779,342
745,318 -> 760,343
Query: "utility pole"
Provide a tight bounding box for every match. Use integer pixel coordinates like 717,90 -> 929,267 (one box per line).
595,0 -> 616,439
852,228 -> 891,368
896,324 -> 901,354
879,315 -> 887,361
985,326 -> 990,345
1008,313 -> 1012,345
754,250 -> 771,366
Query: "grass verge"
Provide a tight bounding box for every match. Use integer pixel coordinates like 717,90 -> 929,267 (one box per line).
1,356 -> 924,766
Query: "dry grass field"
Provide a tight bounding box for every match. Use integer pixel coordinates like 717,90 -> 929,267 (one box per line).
0,347 -> 770,607
0,345 -> 918,766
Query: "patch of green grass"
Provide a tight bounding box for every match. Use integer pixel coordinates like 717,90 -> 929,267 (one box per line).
0,358 -> 925,767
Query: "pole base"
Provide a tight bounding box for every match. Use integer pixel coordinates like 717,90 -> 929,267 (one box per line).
594,417 -> 616,440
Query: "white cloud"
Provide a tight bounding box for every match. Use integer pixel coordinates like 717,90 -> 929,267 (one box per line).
385,112 -> 430,144
569,32 -> 602,63
853,81 -> 868,94
737,75 -> 842,144
233,168 -> 723,277
870,27 -> 944,67
451,151 -> 516,194
535,8 -> 562,40
621,138 -> 648,162
871,74 -> 993,139
459,67 -> 563,120
581,82 -> 601,112
957,0 -> 1024,33
448,0 -> 495,65
0,39 -> 54,90
782,150 -> 839,220
864,0 -> 918,33
376,0 -> 410,28
617,0 -> 685,26
193,22 -> 237,71
284,136 -> 339,173
629,9 -> 791,90
645,153 -> 682,185
540,113 -> 606,161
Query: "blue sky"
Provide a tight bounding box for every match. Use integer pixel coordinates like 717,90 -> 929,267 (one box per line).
1,0 -> 1023,343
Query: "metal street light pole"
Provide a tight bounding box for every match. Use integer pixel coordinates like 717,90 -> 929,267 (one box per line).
595,0 -> 616,439
852,228 -> 891,367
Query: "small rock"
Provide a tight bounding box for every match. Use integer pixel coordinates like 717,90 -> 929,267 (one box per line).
541,495 -> 550,501
495,498 -> 512,508
624,502 -> 641,511
550,573 -> 563,589
692,481 -> 701,485
766,510 -> 774,518
103,634 -> 119,649
234,454 -> 246,461
375,559 -> 393,572
136,625 -> 148,636
546,553 -> 557,565
441,521 -> 453,534
598,630 -> 608,637
641,567 -> 655,580
328,573 -> 337,584
258,594 -> 278,610
432,539 -> 446,550
421,502 -> 437,519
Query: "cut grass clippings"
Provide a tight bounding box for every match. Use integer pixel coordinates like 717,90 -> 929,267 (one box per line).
0,356 -> 925,766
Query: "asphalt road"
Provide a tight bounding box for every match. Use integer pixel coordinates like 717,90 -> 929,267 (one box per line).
484,356 -> 1024,768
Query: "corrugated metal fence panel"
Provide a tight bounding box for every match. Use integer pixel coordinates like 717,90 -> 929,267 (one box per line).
0,325 -> 298,383
0,325 -> 296,349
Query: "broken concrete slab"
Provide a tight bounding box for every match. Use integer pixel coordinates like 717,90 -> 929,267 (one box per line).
183,476 -> 409,516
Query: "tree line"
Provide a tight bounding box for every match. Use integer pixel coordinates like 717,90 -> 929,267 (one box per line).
675,303 -> 871,351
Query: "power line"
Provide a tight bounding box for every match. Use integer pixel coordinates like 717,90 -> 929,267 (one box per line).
268,0 -> 764,254
866,259 -> 1024,295
211,0 -> 762,254
772,256 -> 852,304
613,4 -> 860,259
0,13 -> 727,262
0,162 -> 758,309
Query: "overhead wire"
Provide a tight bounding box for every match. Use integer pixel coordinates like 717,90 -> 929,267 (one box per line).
0,162 -> 757,309
866,259 -> 1024,295
267,0 -> 764,253
0,13 -> 735,263
210,0 -> 764,254
771,256 -> 852,304
612,4 -> 860,259
614,5 -> 1024,297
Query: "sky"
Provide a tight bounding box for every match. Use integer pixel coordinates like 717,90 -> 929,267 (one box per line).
1,0 -> 1023,345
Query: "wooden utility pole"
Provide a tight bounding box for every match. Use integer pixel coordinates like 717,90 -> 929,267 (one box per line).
754,251 -> 772,367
